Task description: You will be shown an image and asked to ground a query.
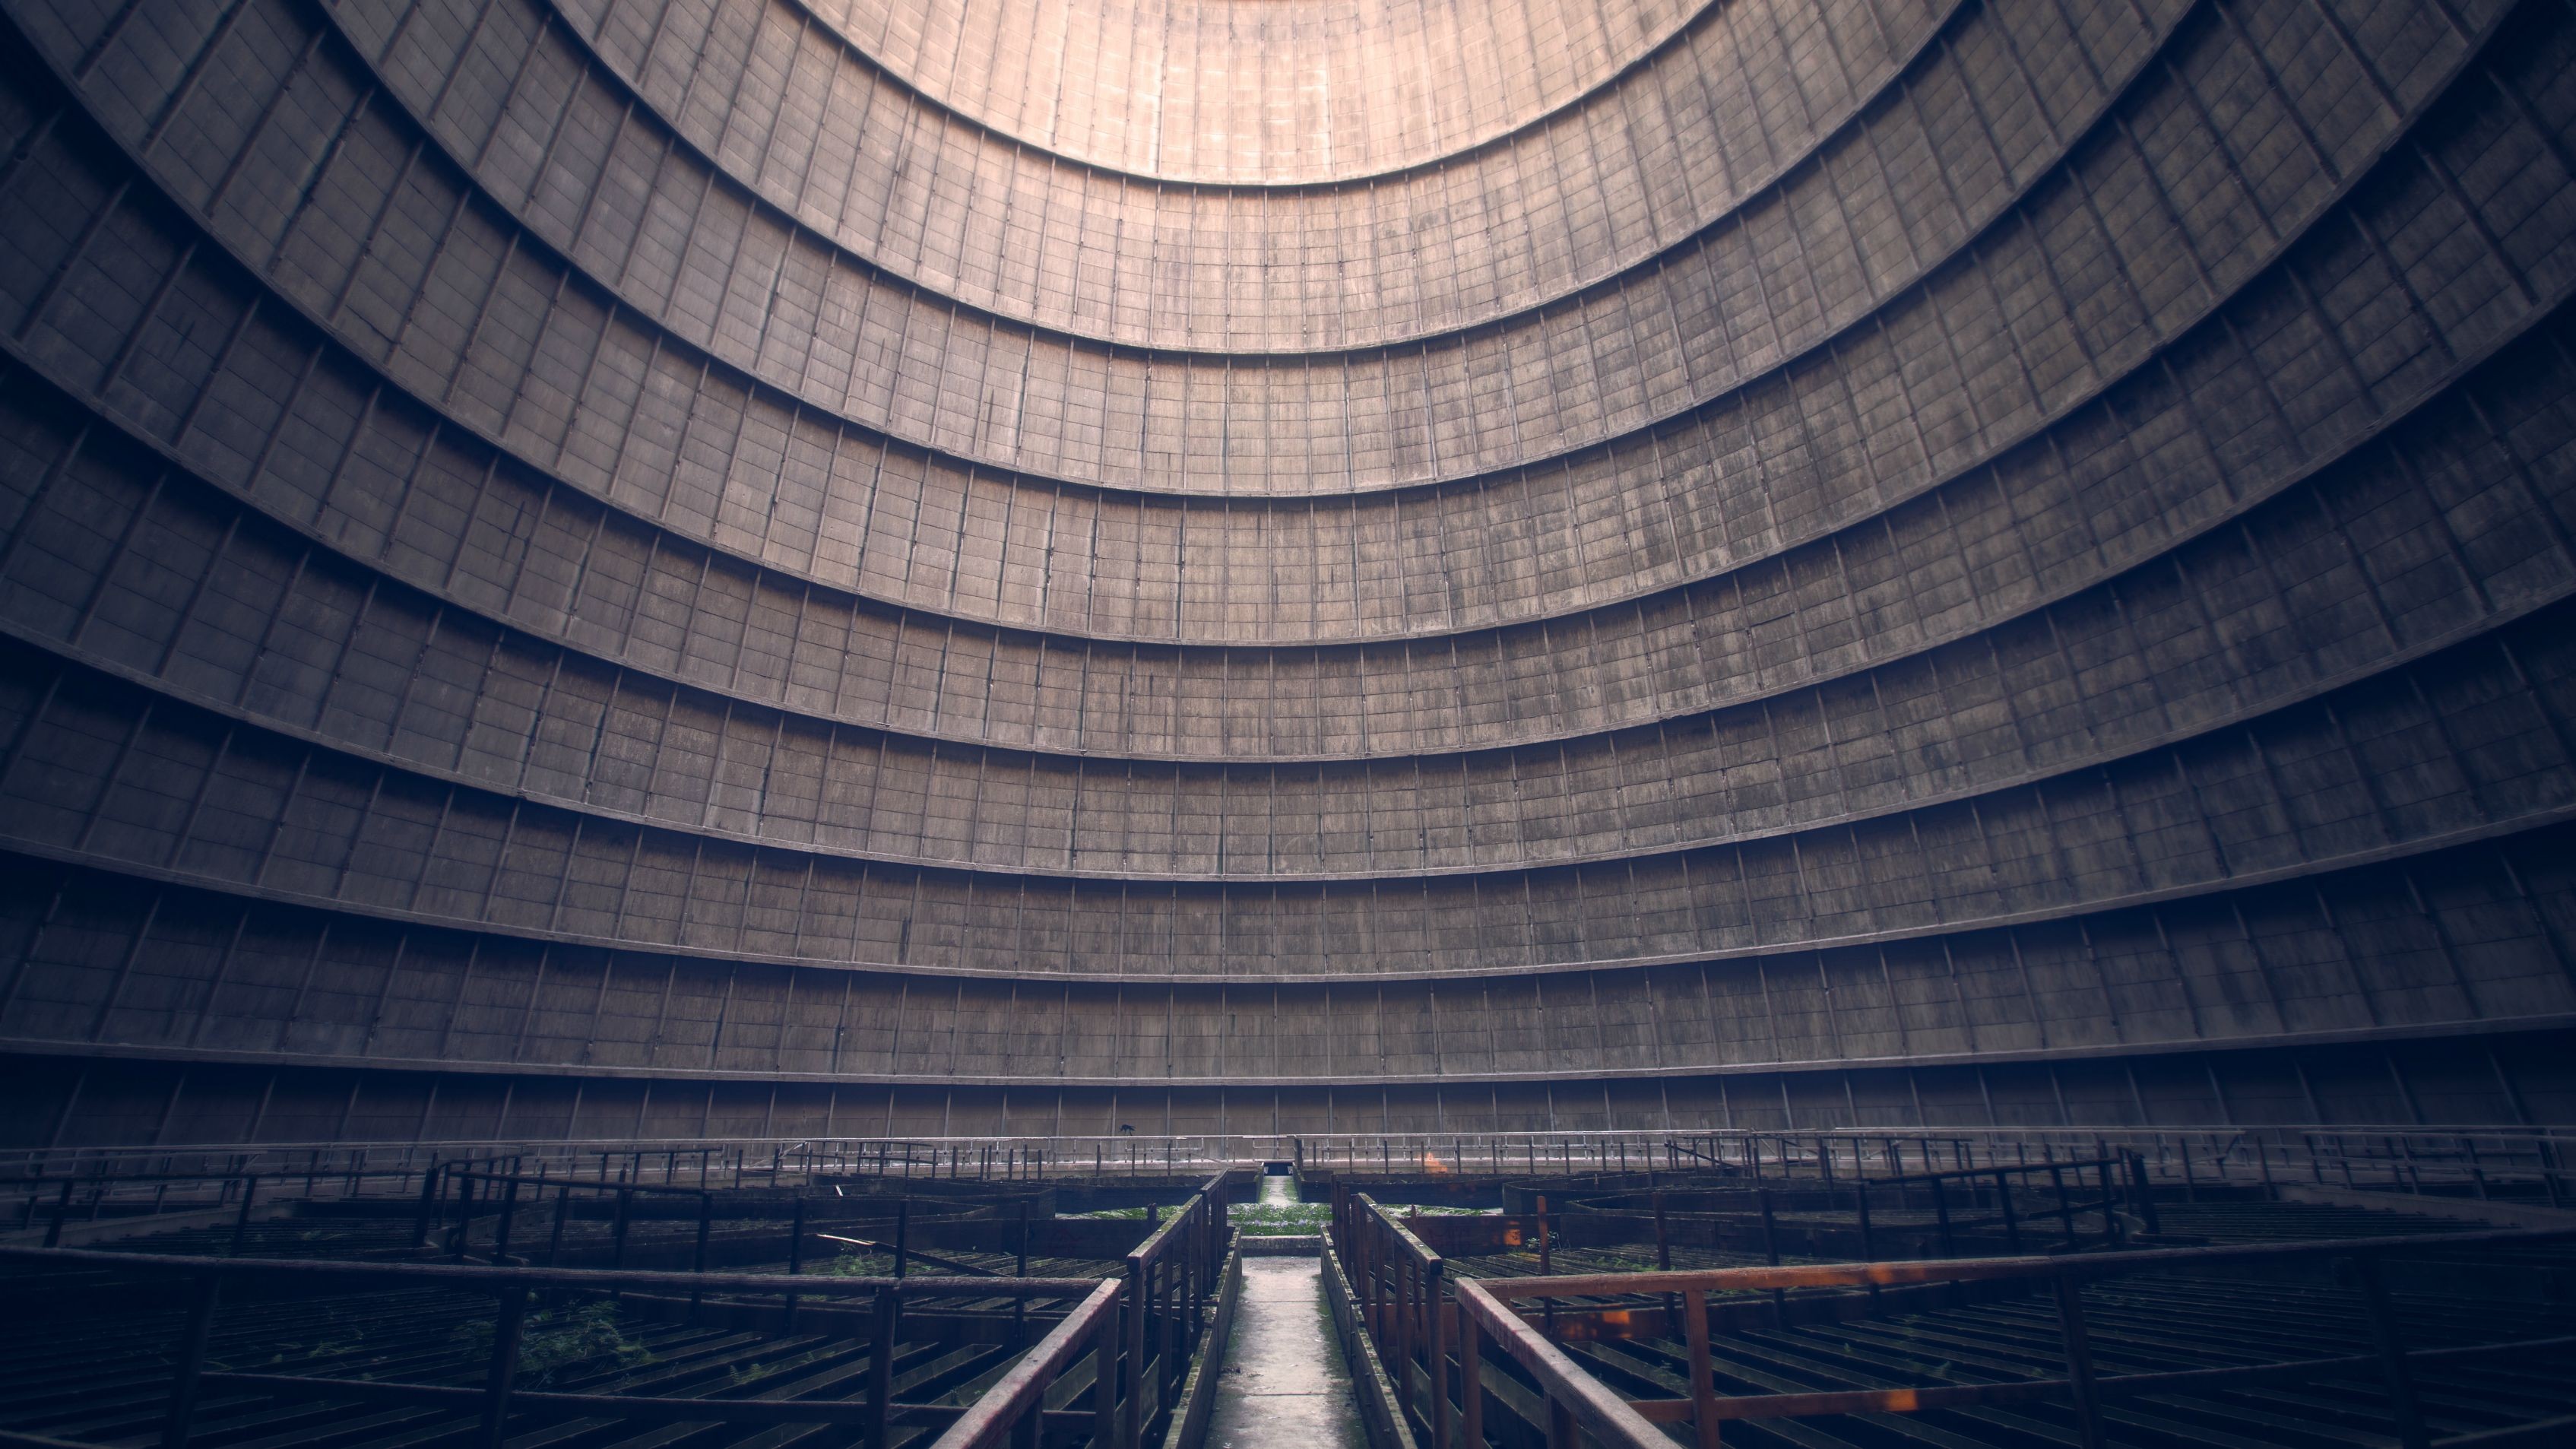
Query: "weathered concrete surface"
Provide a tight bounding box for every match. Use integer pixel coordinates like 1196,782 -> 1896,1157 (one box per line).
1203,1256 -> 1368,1449
5,0 -> 2576,1153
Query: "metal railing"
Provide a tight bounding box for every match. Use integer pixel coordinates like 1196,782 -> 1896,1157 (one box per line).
5,1160 -> 483,1242
13,1168 -> 309,1250
0,1244 -> 1098,1449
1107,1172 -> 1233,1449
1333,1189 -> 2576,1449
1634,1128 -> 2576,1203
425,1168 -> 718,1264
1454,1273 -> 1672,1449
1465,1228 -> 2576,1449
1561,1153 -> 2162,1270
9,1125 -> 2572,1200
925,1277 -> 1125,1449
0,1168 -> 1241,1449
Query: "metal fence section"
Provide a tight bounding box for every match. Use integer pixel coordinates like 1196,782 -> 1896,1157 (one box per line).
0,1168 -> 1240,1449
11,1127 -> 2573,1207
1331,1188 -> 2576,1449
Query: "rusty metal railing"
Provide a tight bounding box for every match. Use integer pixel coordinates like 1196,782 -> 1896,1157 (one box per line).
1336,1192 -> 2576,1449
924,1277 -> 1126,1449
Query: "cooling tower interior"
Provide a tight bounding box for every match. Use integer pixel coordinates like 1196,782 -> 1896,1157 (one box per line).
12,4 -> 2576,1449
0,0 -> 2573,1146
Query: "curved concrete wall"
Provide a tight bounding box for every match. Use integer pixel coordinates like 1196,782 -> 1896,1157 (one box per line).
1,0 -> 2573,1144
778,0 -> 1713,182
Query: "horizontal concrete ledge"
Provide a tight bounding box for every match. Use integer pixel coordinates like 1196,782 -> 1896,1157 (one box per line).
17,565 -> 2565,880
768,0 -> 1735,196
8,803 -> 2571,991
540,0 -> 1865,353
2273,1185 -> 2576,1229
5,1012 -> 2570,1092
1238,1235 -> 1325,1257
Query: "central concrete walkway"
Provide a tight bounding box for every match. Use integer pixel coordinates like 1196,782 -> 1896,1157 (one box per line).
1203,1181 -> 1367,1449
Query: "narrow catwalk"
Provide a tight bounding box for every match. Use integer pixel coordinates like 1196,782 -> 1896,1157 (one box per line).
1204,1181 -> 1366,1449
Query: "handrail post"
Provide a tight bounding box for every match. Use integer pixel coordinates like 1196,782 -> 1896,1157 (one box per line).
1092,1310 -> 1120,1449
1757,1189 -> 1786,1323
547,1190 -> 570,1269
610,1187 -> 631,1295
2352,1255 -> 2430,1449
2052,1277 -> 2104,1449
1426,1258 -> 1450,1449
1158,1241 -> 1179,1410
1681,1288 -> 1719,1449
1853,1182 -> 1878,1306
1121,1255 -> 1147,1449
160,1271 -> 221,1449
492,1177 -> 521,1264
412,1161 -> 442,1249
1178,1206 -> 1196,1365
867,1286 -> 898,1449
2050,1164 -> 2076,1248
481,1286 -> 528,1449
1368,1208 -> 1387,1338
450,1170 -> 475,1261
230,1177 -> 258,1257
43,1180 -> 71,1248
2128,1153 -> 2160,1234
1653,1191 -> 1680,1336
1996,1171 -> 2022,1254
691,1191 -> 713,1313
1457,1295 -> 1484,1449
2096,1162 -> 2120,1247
1351,1200 -> 1370,1333
1390,1247 -> 1412,1406
787,1198 -> 806,1330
